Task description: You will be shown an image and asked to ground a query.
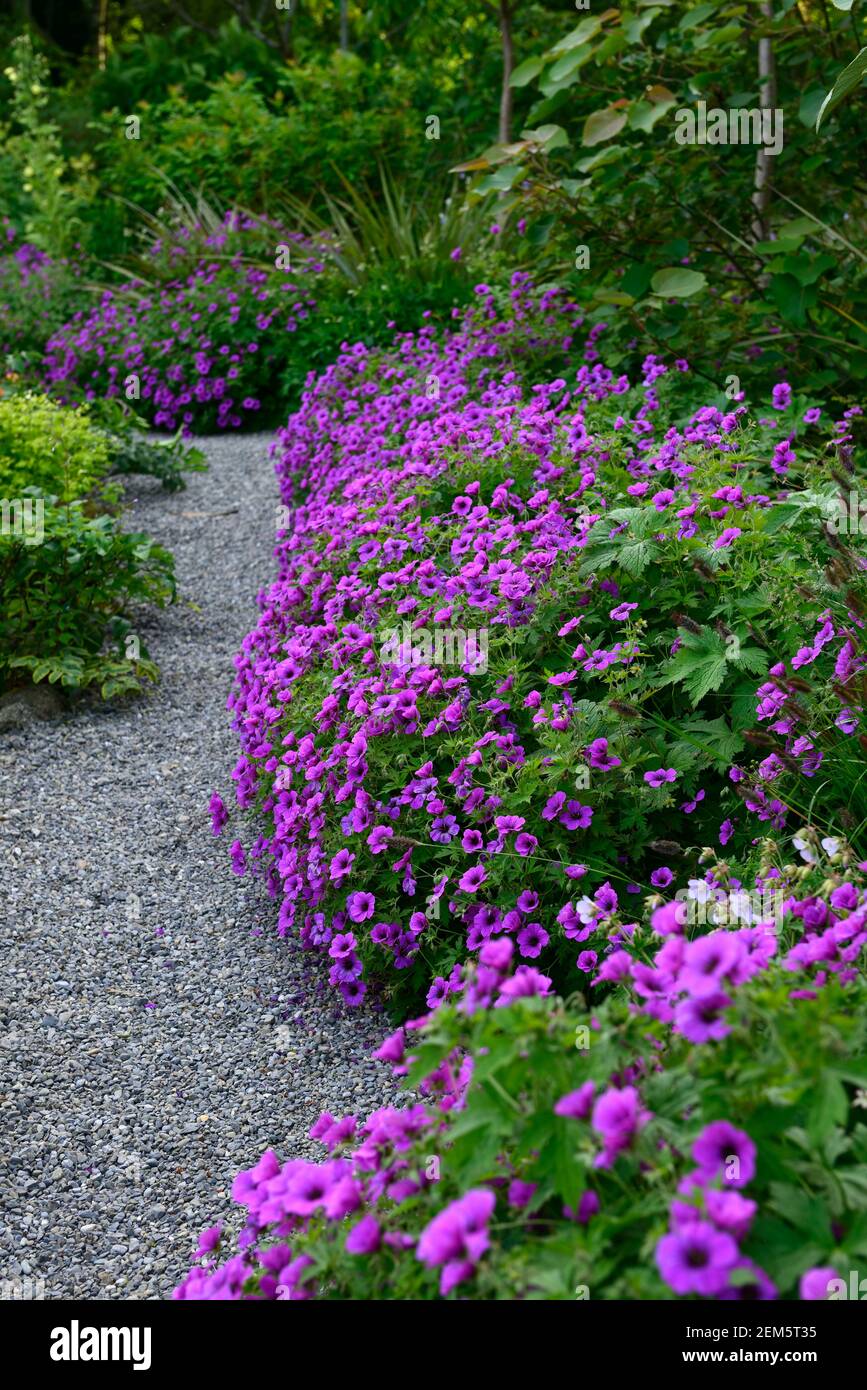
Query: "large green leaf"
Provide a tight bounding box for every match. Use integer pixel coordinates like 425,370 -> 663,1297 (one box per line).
582,105 -> 629,146
548,45 -> 595,84
816,47 -> 867,131
509,56 -> 545,88
550,17 -> 602,54
650,266 -> 707,297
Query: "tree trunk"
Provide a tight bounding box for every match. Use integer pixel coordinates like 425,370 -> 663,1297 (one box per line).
751,1 -> 776,242
498,0 -> 514,145
97,0 -> 108,71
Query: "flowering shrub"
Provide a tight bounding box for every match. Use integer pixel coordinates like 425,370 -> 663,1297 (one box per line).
220,278 -> 866,1018
0,222 -> 85,362
40,213 -> 324,433
175,853 -> 867,1301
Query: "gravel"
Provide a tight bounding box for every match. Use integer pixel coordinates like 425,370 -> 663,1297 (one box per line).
0,433 -> 397,1300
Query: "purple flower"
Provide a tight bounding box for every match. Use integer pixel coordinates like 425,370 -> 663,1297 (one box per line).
517,922 -> 548,958
329,931 -> 357,960
585,737 -> 621,770
416,1189 -> 496,1294
712,526 -> 742,550
459,865 -> 487,893
347,891 -> 375,922
554,1082 -> 595,1119
367,825 -> 394,854
674,991 -> 732,1044
656,1221 -> 739,1296
346,1214 -> 381,1255
692,1121 -> 756,1188
193,1223 -> 222,1259
209,793 -> 228,835
644,768 -> 677,788
610,602 -> 637,621
799,1266 -> 839,1300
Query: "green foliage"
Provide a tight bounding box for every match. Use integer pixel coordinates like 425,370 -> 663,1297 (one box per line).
816,46 -> 867,130
0,392 -> 110,501
0,496 -> 176,700
1,33 -> 96,256
460,1 -> 867,404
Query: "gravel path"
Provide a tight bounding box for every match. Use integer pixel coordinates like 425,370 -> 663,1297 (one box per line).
0,434 -> 395,1300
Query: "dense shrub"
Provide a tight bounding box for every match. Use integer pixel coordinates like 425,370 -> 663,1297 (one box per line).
38,203 -> 487,432
92,59 -> 432,218
40,213 -> 323,432
0,223 -> 86,362
0,392 -> 179,698
0,390 -> 110,501
220,279 -> 866,1020
175,852 -> 867,1301
0,497 -> 175,698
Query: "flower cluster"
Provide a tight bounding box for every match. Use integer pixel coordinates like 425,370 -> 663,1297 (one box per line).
40,213 -> 323,432
173,860 -> 867,1302
217,275 -> 864,1014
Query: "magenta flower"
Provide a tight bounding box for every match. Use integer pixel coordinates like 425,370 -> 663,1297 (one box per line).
692,1121 -> 756,1187
644,768 -> 677,788
347,891 -> 375,922
799,1267 -> 839,1300
346,1214 -> 381,1255
416,1189 -> 496,1294
656,1221 -> 739,1296
459,865 -> 487,893
554,1082 -> 595,1119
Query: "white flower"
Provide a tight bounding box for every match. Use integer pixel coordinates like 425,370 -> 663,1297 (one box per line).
687,878 -> 712,902
821,836 -> 840,858
792,834 -> 816,864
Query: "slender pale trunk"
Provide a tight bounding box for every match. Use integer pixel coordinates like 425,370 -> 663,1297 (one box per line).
751,0 -> 776,242
97,0 -> 108,70
498,0 -> 514,145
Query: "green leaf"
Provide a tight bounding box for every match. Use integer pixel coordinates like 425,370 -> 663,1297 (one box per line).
628,98 -> 676,133
476,162 -> 524,193
550,17 -> 602,54
509,56 -> 545,88
808,1072 -> 849,1146
651,267 -> 707,298
768,272 -> 817,327
816,47 -> 867,131
679,2 -> 716,29
658,629 -> 732,707
582,105 -> 629,146
617,540 -> 654,578
620,263 -> 654,297
548,46 -> 595,84
799,87 -> 828,129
